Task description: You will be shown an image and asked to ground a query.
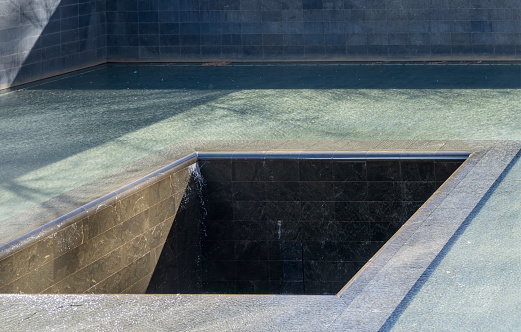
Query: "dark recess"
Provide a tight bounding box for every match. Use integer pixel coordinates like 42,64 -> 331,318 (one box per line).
147,158 -> 462,295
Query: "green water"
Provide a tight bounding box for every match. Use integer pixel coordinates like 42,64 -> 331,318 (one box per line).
389,156 -> 521,331
0,64 -> 520,222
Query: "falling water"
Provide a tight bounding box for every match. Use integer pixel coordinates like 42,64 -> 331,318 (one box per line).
189,163 -> 207,237
188,162 -> 207,291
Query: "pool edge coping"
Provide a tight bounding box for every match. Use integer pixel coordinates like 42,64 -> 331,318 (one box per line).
0,149 -> 470,261
330,145 -> 520,330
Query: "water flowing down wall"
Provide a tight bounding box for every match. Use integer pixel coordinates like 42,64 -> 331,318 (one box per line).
1,0 -> 520,89
147,156 -> 463,295
0,150 -> 466,295
0,156 -> 196,294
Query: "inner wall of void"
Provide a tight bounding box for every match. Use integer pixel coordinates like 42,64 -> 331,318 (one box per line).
147,156 -> 463,295
0,153 -> 463,295
0,157 -> 196,294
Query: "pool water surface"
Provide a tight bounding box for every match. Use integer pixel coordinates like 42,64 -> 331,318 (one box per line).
1,63 -> 521,331
1,64 -> 520,225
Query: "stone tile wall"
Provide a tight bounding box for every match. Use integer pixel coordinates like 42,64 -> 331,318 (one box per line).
146,168 -> 204,294
196,157 -> 462,294
0,0 -> 106,89
2,0 -> 520,89
0,162 -> 195,294
0,150 -> 467,295
107,0 -> 521,62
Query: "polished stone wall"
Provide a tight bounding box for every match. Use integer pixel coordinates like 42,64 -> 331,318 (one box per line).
0,162 -> 194,294
0,0 -> 106,89
194,157 -> 462,295
106,0 -> 521,62
0,149 -> 465,295
1,0 -> 520,89
146,169 -> 203,294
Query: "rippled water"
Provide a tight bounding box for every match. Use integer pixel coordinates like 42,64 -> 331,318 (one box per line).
389,152 -> 521,331
0,64 -> 520,222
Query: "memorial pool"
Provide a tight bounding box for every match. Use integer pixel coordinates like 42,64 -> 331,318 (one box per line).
1,63 -> 520,231
1,63 -> 521,331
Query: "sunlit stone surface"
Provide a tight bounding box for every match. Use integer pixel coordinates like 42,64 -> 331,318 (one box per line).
389,155 -> 521,331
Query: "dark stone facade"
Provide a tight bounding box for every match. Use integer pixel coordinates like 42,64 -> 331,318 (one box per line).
1,0 -> 520,88
0,0 -> 106,89
148,157 -> 462,295
107,0 -> 521,62
147,169 -> 203,294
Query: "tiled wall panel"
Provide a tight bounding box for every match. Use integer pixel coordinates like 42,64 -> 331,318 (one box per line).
2,0 -> 520,89
146,169 -> 204,294
106,0 -> 521,62
0,164 -> 194,294
0,154 -> 464,295
196,158 -> 462,295
0,0 -> 106,89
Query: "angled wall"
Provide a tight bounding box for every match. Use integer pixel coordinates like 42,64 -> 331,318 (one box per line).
0,0 -> 106,89
0,159 -> 195,294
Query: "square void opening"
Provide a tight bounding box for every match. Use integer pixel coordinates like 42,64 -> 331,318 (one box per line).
146,156 -> 463,295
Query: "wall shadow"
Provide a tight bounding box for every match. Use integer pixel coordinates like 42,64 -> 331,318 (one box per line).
18,63 -> 521,91
0,0 -> 106,90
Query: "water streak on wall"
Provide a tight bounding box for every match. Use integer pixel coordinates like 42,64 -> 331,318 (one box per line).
1,0 -> 520,89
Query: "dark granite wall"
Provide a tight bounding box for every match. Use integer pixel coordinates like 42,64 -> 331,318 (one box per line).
0,160 -> 195,294
106,0 -> 521,62
195,158 -> 462,295
2,0 -> 520,89
0,0 -> 106,89
147,168 -> 203,294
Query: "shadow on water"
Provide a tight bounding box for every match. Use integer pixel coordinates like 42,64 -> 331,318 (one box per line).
0,62 -> 520,221
7,63 -> 521,92
0,86 -> 234,214
378,149 -> 521,332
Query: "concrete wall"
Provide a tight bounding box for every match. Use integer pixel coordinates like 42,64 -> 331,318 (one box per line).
0,0 -> 106,89
1,0 -> 520,87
